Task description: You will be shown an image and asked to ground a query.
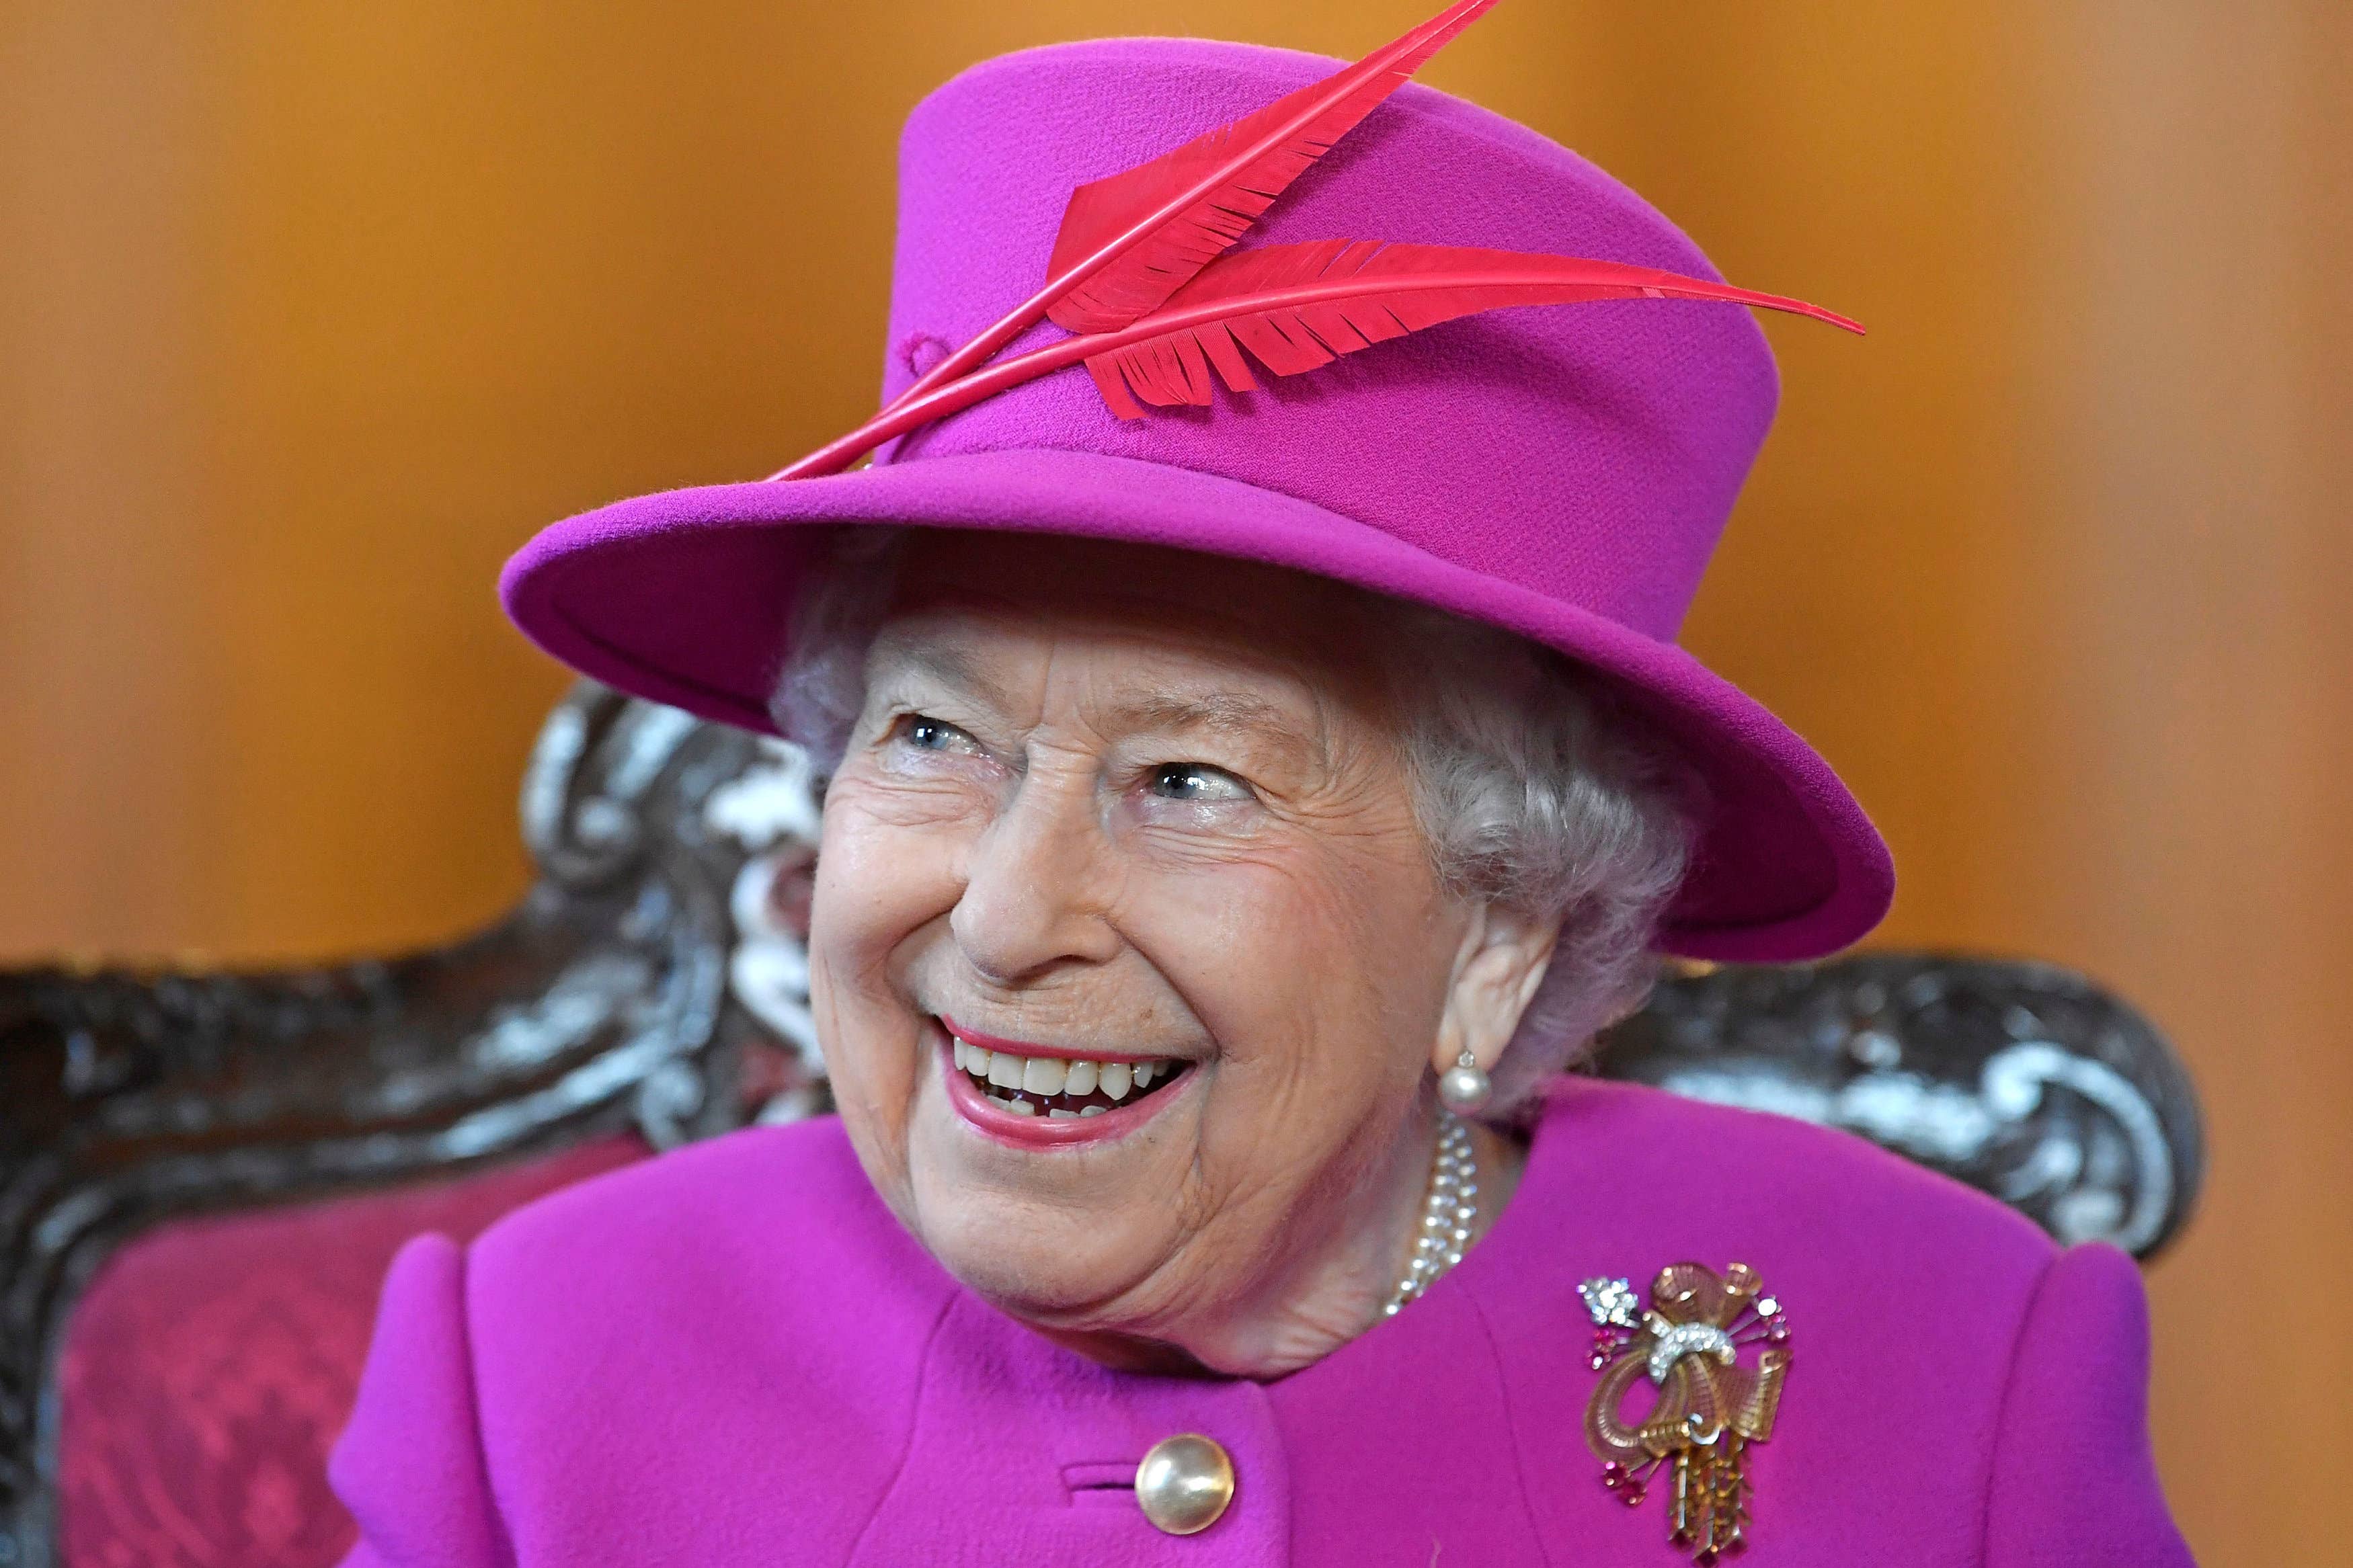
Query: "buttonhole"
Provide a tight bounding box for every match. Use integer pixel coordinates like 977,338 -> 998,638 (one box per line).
1060,1459 -> 1138,1506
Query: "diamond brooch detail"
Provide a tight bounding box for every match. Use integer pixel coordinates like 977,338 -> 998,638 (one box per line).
1581,1262 -> 1791,1563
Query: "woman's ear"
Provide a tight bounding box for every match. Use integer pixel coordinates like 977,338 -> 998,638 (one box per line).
1433,904 -> 1558,1077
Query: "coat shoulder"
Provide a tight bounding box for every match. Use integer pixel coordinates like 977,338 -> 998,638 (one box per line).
443,1118 -> 949,1558
464,1112 -> 949,1342
1478,1081 -> 2186,1564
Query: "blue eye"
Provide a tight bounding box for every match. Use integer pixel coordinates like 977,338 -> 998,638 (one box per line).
898,714 -> 978,753
1148,764 -> 1251,802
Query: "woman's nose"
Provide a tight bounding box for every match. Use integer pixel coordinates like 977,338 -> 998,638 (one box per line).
949,768 -> 1121,983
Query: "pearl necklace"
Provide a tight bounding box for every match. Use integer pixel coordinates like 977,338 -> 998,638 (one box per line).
1383,1114 -> 1480,1316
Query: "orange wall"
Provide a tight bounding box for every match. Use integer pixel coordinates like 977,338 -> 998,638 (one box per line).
5,3 -> 2348,1559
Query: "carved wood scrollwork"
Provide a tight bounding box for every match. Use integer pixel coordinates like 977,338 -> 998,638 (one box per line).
0,684 -> 2203,1566
1596,957 -> 2204,1260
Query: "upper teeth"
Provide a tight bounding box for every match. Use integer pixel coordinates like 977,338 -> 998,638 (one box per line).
952,1037 -> 1168,1101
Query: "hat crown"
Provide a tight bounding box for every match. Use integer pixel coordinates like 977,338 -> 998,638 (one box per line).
497,34 -> 1893,962
878,38 -> 1780,643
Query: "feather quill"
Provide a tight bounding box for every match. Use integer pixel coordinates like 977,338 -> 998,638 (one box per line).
1080,239 -> 1864,418
768,242 -> 1859,477
889,0 -> 1499,407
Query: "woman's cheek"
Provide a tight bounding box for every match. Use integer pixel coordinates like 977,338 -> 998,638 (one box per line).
1134,857 -> 1359,1070
806,792 -> 960,1146
1197,850 -> 1450,1134
815,786 -> 972,957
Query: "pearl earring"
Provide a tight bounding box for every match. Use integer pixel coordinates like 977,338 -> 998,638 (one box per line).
1438,1048 -> 1492,1115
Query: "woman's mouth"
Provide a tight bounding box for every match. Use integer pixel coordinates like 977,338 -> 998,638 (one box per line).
952,1034 -> 1186,1116
935,1016 -> 1193,1143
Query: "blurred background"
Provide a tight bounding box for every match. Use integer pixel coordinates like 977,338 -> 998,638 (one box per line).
3,1 -> 2345,1561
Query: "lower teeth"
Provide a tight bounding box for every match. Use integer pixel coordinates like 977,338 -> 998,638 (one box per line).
984,1092 -> 1108,1118
984,1090 -> 1129,1114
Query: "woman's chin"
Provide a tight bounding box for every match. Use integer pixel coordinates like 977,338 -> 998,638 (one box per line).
920,1220 -> 1167,1323
889,1089 -> 1197,1327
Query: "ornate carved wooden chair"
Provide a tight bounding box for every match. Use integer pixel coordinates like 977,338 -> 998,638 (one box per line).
0,683 -> 2204,1568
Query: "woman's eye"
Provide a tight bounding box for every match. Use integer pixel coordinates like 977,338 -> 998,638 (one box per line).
1146,764 -> 1253,803
896,714 -> 980,753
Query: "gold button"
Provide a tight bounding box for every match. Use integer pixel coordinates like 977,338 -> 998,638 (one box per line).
1134,1433 -> 1235,1535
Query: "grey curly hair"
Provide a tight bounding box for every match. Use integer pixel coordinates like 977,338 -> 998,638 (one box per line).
769,528 -> 1699,1116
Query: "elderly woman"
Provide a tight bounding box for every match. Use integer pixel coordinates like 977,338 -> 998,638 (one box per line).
332,16 -> 2191,1567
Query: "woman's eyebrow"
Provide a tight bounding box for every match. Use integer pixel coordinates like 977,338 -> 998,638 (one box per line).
868,637 -> 1313,748
867,638 -> 1004,705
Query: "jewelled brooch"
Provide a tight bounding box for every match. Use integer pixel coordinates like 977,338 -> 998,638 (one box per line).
1580,1262 -> 1790,1562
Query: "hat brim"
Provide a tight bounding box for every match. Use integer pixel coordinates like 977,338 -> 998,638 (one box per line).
502,447 -> 1892,962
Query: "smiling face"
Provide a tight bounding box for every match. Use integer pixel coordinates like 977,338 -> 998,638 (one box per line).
807,531 -> 1542,1374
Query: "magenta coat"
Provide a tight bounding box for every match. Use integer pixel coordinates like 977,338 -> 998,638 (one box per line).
329,1079 -> 2192,1565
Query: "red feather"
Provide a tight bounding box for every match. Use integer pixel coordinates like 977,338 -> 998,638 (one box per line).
767,242 -> 1859,477
889,0 -> 1499,407
1045,0 -> 1500,334
1081,239 -> 1865,418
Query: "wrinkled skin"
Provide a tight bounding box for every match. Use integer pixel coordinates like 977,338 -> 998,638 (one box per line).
809,532 -> 1553,1378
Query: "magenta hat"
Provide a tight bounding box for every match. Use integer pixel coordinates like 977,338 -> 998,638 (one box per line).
500,34 -> 1895,962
